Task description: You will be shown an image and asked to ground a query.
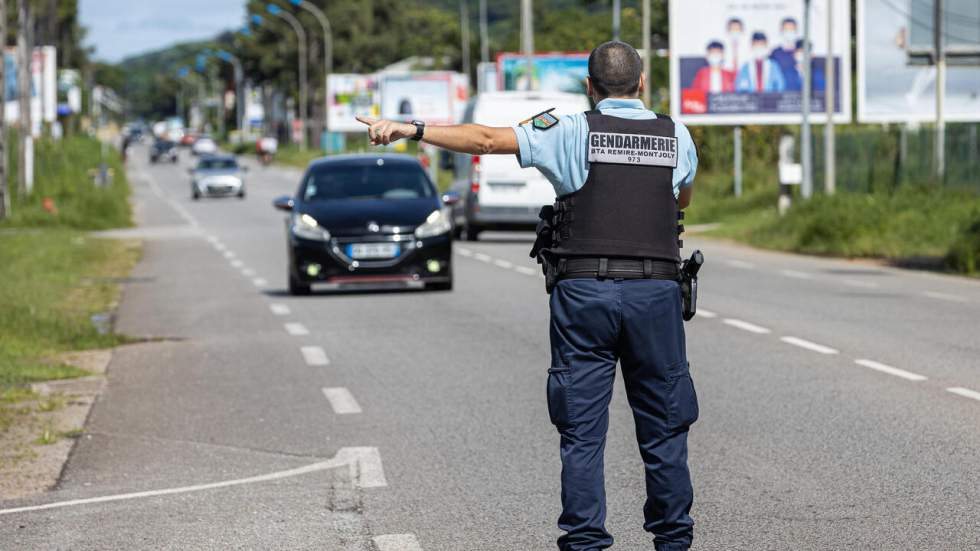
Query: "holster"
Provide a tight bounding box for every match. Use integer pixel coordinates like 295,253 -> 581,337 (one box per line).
530,205 -> 560,294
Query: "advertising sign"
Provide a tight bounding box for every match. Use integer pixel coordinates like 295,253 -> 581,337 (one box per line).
327,73 -> 379,132
857,0 -> 980,123
669,0 -> 851,125
497,53 -> 589,94
379,72 -> 468,125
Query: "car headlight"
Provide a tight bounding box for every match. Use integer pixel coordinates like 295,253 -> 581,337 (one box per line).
291,213 -> 331,241
414,207 -> 452,239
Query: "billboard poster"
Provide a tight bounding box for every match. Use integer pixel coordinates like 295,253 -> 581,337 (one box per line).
327,73 -> 379,132
669,0 -> 851,125
4,46 -> 56,129
497,53 -> 589,94
857,0 -> 980,123
379,72 -> 467,125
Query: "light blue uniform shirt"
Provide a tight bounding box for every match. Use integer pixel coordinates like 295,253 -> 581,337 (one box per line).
513,98 -> 698,198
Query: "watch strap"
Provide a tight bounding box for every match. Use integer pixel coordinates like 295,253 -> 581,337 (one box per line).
410,120 -> 425,141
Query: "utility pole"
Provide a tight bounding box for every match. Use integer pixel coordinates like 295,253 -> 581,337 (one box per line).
613,0 -> 621,42
0,0 -> 8,219
17,0 -> 33,196
460,0 -> 471,81
934,0 -> 946,181
268,5 -> 308,150
521,0 -> 534,90
824,0 -> 835,194
289,0 -> 332,145
641,0 -> 651,107
800,0 -> 813,199
479,0 -> 489,64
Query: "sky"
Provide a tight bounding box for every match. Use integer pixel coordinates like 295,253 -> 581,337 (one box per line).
79,0 -> 246,62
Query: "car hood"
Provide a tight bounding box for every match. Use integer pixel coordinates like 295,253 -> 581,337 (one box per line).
298,198 -> 439,236
195,169 -> 242,177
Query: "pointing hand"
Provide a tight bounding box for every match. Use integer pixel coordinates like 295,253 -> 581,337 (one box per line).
356,116 -> 416,146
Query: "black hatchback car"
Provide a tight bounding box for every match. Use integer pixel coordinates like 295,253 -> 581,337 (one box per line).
273,154 -> 454,294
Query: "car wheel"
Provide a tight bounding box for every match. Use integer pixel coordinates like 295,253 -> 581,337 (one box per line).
288,273 -> 311,296
464,219 -> 481,241
452,223 -> 463,239
237,190 -> 246,199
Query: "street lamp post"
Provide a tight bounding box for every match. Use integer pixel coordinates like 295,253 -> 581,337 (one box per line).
289,0 -> 333,142
264,5 -> 309,150
216,50 -> 245,134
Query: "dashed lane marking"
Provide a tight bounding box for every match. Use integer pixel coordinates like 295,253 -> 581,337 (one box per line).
373,534 -> 423,551
223,250 -> 236,259
456,248 -> 473,257
322,387 -> 362,414
780,336 -> 839,355
242,268 -> 256,277
494,259 -> 514,269
301,346 -> 329,366
780,269 -> 813,280
515,265 -> 537,276
855,359 -> 927,382
722,318 -> 771,334
230,260 -> 244,268
696,309 -> 718,319
474,253 -> 492,263
725,259 -> 755,270
269,304 -> 291,316
923,291 -> 967,303
946,387 -> 980,402
285,323 -> 310,336
252,278 -> 268,288
842,279 -> 879,289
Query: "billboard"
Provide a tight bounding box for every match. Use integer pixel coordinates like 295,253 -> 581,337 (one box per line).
327,73 -> 379,132
379,72 -> 468,125
669,0 -> 851,125
857,0 -> 980,123
4,46 -> 57,130
497,53 -> 589,94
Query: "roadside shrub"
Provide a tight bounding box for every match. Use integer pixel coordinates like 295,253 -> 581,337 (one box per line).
946,215 -> 980,274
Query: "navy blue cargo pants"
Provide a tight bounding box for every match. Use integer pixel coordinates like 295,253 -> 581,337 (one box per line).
548,277 -> 698,551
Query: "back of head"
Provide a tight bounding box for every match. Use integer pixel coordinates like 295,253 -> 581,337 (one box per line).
588,41 -> 643,98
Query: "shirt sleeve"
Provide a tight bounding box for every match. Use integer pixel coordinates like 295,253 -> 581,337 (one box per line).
674,121 -> 699,190
513,116 -> 582,194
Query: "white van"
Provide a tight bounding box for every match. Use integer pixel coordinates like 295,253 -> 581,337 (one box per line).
448,91 -> 591,241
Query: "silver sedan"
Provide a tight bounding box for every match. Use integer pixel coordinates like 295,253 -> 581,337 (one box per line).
190,154 -> 248,199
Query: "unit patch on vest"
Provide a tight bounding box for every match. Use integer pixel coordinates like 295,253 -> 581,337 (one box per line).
519,108 -> 559,130
587,132 -> 678,168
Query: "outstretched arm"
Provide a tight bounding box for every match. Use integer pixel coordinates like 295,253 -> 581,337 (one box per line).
356,116 -> 518,155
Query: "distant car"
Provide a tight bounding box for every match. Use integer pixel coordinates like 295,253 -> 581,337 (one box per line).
273,154 -> 453,295
447,90 -> 591,240
190,154 -> 246,199
191,136 -> 217,156
149,139 -> 178,163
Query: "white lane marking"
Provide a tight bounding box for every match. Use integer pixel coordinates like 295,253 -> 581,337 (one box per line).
493,259 -> 514,269
213,242 -> 226,252
923,291 -> 967,303
269,303 -> 291,316
842,279 -> 879,289
515,265 -> 537,276
946,387 -> 980,401
223,250 -> 236,259
252,278 -> 268,288
373,534 -> 423,551
0,447 -> 377,516
322,387 -> 362,414
696,309 -> 718,319
242,268 -> 256,277
722,318 -> 771,334
780,269 -> 813,280
301,346 -> 329,366
780,336 -> 839,355
473,253 -> 492,263
230,259 -> 244,268
206,235 -> 219,244
285,322 -> 310,336
167,199 -> 199,227
456,248 -> 473,257
855,359 -> 927,382
725,259 -> 755,270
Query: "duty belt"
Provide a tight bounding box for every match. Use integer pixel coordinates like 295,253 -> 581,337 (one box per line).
556,257 -> 679,281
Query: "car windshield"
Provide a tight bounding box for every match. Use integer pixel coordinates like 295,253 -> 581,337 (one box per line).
302,163 -> 434,201
198,158 -> 238,170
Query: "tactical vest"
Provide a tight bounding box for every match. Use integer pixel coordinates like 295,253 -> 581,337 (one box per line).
548,111 -> 683,263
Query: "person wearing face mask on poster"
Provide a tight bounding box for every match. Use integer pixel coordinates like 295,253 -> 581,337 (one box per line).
735,31 -> 785,93
723,18 -> 745,74
770,17 -> 801,91
794,39 -> 825,93
691,41 -> 735,93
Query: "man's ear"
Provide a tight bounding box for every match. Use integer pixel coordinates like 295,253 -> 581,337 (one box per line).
585,77 -> 594,99
638,73 -> 646,96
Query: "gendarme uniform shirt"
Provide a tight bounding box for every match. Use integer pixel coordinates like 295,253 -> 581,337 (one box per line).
513,98 -> 698,198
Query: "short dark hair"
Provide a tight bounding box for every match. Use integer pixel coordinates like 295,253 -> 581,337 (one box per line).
588,41 -> 643,98
781,17 -> 798,28
751,31 -> 767,43
727,18 -> 744,29
706,40 -> 725,51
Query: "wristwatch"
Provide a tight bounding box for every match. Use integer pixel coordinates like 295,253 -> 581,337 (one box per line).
410,120 -> 425,141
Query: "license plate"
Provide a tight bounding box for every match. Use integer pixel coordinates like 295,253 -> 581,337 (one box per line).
346,242 -> 400,259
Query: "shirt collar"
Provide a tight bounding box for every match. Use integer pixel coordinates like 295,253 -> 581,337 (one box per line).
595,97 -> 647,111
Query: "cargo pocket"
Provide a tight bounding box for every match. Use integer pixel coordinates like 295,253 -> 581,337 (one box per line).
666,362 -> 699,431
546,364 -> 572,429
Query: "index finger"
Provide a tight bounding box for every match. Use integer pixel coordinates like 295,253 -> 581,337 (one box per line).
355,116 -> 378,126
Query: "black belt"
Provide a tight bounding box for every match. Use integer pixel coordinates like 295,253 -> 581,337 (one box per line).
557,257 -> 679,281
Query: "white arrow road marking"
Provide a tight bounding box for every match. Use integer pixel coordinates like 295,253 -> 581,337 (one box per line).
722,318 -> 771,334
780,336 -> 839,355
322,387 -> 362,414
301,346 -> 329,366
0,446 -> 384,516
285,322 -> 309,336
696,309 -> 718,319
854,359 -> 927,382
374,534 -> 423,551
269,303 -> 291,316
946,387 -> 980,401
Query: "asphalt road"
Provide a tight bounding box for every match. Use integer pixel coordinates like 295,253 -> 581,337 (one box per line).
1,145 -> 978,550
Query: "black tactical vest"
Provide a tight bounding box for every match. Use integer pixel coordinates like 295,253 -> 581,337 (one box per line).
549,111 -> 682,263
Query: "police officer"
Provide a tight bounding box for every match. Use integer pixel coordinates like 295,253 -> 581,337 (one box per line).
358,41 -> 699,551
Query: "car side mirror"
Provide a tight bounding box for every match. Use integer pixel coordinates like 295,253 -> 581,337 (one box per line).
273,195 -> 294,211
441,190 -> 461,206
